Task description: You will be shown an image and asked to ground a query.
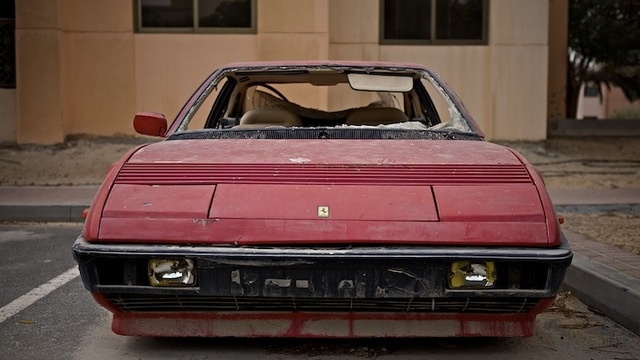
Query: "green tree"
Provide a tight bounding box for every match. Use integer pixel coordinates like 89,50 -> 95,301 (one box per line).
567,0 -> 640,118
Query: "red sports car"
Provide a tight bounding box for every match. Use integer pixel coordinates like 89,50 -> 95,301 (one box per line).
73,61 -> 572,337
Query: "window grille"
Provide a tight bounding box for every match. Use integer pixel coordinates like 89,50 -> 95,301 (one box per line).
136,0 -> 256,34
381,0 -> 488,45
0,19 -> 15,89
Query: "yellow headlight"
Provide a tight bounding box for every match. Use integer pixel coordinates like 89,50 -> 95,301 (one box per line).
148,259 -> 196,287
449,261 -> 496,288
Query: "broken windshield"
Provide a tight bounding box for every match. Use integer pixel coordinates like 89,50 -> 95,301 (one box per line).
174,66 -> 476,136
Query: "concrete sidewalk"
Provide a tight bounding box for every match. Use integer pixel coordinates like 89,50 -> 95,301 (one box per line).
0,186 -> 98,222
0,185 -> 639,335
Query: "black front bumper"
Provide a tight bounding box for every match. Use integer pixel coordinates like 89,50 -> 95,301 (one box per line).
73,235 -> 572,314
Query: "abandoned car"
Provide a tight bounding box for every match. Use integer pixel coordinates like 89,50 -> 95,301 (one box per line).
73,61 -> 572,337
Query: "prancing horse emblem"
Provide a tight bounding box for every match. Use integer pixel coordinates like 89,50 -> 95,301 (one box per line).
317,206 -> 330,218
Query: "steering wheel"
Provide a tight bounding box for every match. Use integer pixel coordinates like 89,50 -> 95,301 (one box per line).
257,84 -> 289,102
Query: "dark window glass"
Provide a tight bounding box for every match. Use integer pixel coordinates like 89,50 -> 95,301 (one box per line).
199,0 -> 251,28
0,0 -> 15,88
384,0 -> 431,40
138,0 -> 254,31
435,0 -> 484,40
584,83 -> 600,97
141,0 -> 193,28
0,1 -> 15,18
382,0 -> 486,44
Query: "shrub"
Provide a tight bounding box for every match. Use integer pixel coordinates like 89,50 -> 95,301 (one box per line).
611,107 -> 640,120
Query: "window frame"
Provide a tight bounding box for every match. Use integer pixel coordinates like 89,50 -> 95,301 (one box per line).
135,0 -> 257,34
379,0 -> 489,46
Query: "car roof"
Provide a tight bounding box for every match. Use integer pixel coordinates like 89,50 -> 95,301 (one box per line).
218,60 -> 429,72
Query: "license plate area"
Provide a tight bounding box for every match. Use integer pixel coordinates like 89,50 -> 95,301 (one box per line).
197,260 -> 447,298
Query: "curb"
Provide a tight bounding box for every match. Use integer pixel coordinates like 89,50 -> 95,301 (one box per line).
555,204 -> 640,215
0,205 -> 87,223
563,252 -> 640,335
4,203 -> 636,222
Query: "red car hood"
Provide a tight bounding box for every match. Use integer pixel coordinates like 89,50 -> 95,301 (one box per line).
87,139 -> 560,247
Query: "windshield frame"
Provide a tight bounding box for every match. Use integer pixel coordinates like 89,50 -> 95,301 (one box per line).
166,63 -> 484,139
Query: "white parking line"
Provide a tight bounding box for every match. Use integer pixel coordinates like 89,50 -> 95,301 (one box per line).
0,266 -> 80,324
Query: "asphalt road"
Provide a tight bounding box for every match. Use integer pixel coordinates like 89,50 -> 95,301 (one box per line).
1,223 -> 639,360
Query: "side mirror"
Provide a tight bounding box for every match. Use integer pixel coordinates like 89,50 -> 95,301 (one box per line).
133,112 -> 168,137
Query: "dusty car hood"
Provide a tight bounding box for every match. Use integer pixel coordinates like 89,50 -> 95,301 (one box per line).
90,139 -> 559,247
118,139 -> 519,167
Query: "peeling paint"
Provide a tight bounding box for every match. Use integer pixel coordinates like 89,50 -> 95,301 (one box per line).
289,157 -> 311,163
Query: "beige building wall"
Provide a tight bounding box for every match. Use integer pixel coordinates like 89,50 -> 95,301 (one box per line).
61,0 -> 135,137
134,35 -> 258,123
14,0 -> 559,144
15,0 -> 64,144
489,0 -> 549,140
330,0 -> 550,140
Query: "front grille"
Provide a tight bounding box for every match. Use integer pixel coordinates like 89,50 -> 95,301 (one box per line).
105,294 -> 539,314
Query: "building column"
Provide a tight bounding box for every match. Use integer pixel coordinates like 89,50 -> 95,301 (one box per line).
15,0 -> 65,144
547,0 -> 568,121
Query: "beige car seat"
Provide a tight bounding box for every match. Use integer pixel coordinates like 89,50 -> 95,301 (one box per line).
345,107 -> 408,126
234,108 -> 303,129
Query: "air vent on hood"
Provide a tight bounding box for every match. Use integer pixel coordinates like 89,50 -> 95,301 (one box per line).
115,163 -> 532,185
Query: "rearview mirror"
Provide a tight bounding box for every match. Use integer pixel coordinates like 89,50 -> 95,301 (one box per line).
347,74 -> 413,92
133,112 -> 167,137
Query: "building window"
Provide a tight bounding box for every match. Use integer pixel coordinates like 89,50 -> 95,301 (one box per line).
137,0 -> 256,33
0,1 -> 15,89
381,0 -> 488,45
583,83 -> 600,98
